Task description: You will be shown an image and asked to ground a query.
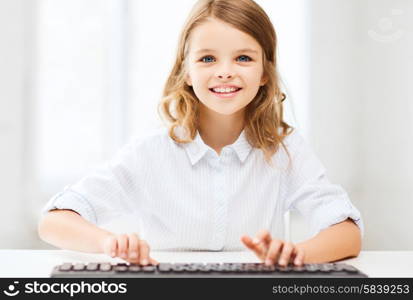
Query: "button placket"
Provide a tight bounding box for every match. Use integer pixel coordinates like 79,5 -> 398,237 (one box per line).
211,152 -> 228,250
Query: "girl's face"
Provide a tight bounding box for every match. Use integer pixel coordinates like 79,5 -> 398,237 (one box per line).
185,18 -> 267,116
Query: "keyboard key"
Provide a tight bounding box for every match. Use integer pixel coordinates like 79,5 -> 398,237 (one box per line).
199,266 -> 212,272
305,264 -> 320,272
128,265 -> 142,272
86,263 -> 99,271
158,264 -> 173,272
184,266 -> 199,272
209,264 -> 221,272
342,264 -> 359,273
259,265 -> 276,272
333,264 -> 346,272
142,265 -> 156,273
99,263 -> 112,272
59,263 -> 72,272
73,263 -> 85,271
220,267 -> 232,272
291,265 -> 306,272
114,265 -> 128,272
245,264 -> 261,272
319,264 -> 333,272
172,265 -> 185,272
277,265 -> 292,272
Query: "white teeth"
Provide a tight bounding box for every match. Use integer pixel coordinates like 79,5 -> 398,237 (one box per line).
212,87 -> 239,93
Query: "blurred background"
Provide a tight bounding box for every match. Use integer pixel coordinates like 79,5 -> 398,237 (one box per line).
0,0 -> 411,250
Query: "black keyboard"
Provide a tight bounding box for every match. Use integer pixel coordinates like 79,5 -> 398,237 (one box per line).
51,262 -> 368,278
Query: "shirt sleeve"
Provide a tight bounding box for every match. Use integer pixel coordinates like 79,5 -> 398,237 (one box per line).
41,137 -> 141,225
280,129 -> 364,238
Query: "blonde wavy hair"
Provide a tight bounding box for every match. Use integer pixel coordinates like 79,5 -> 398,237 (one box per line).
158,0 -> 293,166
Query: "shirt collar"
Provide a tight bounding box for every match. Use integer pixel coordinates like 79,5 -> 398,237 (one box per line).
183,129 -> 253,165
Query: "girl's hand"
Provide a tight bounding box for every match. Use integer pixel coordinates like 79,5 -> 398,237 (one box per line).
101,233 -> 159,265
241,229 -> 305,266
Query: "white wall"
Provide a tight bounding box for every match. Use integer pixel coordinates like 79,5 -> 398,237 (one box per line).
357,0 -> 413,249
288,0 -> 364,245
290,0 -> 413,250
0,0 -> 35,247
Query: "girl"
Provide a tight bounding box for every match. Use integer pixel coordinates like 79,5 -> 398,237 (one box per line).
38,0 -> 363,267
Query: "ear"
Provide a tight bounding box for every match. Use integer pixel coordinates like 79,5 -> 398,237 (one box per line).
185,74 -> 192,86
260,74 -> 268,86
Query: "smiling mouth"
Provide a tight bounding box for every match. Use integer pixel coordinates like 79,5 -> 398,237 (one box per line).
208,88 -> 242,94
208,88 -> 243,99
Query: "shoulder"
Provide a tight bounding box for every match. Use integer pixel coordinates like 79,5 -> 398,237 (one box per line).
123,126 -> 184,160
278,127 -> 326,174
272,127 -> 312,168
110,127 -> 172,166
127,127 -> 170,149
275,127 -> 306,154
281,127 -> 306,150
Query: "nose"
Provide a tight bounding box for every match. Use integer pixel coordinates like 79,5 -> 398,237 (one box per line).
218,73 -> 232,79
215,62 -> 235,79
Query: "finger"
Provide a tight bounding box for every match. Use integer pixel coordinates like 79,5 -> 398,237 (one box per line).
109,237 -> 118,258
252,230 -> 272,258
293,248 -> 305,266
127,233 -> 139,262
139,239 -> 150,265
264,239 -> 283,265
103,235 -> 117,258
278,242 -> 294,266
288,249 -> 296,265
117,234 -> 128,259
241,232 -> 271,255
240,235 -> 266,260
149,257 -> 159,265
253,229 -> 272,247
240,235 -> 255,249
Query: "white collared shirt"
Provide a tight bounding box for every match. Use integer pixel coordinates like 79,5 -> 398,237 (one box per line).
41,127 -> 363,251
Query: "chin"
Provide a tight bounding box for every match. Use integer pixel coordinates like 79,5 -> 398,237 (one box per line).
209,106 -> 244,116
199,98 -> 247,116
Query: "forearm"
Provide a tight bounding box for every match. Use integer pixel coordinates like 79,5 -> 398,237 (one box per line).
296,218 -> 362,263
38,209 -> 114,253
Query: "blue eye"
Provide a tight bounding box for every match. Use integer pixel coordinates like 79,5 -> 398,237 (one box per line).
237,55 -> 252,62
200,56 -> 215,63
199,55 -> 252,63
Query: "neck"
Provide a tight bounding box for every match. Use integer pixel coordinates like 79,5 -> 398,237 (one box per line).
197,103 -> 245,154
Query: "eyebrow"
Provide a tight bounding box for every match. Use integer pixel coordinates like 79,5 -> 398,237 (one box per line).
194,48 -> 259,54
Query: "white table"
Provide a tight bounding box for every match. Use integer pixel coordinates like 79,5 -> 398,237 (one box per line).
0,250 -> 412,277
